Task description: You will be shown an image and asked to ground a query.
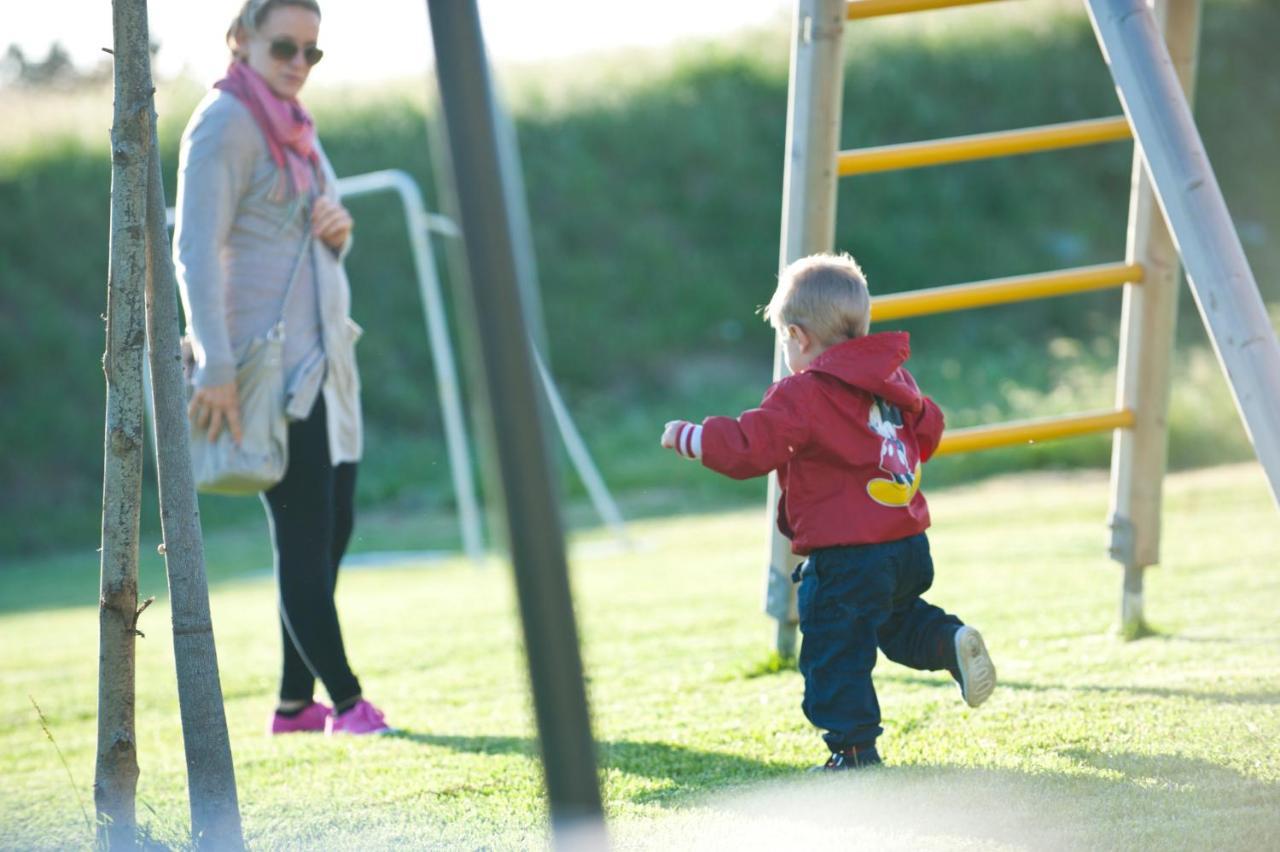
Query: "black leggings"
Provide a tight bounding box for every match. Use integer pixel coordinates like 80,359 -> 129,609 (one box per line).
262,396 -> 361,706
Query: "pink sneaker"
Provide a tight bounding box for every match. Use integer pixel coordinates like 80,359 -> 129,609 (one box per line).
268,700 -> 332,735
325,699 -> 392,735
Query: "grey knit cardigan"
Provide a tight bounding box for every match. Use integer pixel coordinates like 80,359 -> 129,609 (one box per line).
174,88 -> 362,464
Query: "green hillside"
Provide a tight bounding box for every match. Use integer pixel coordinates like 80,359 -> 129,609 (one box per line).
1,0 -> 1276,556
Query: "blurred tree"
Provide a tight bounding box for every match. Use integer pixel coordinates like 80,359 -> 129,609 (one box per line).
0,40 -> 160,89
0,45 -> 23,86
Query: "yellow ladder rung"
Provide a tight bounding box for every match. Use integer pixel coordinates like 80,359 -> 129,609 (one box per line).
934,409 -> 1135,457
838,117 -> 1132,176
847,0 -> 1015,20
871,262 -> 1143,322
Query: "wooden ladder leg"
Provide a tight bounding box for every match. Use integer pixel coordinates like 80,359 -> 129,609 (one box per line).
766,0 -> 848,656
1107,0 -> 1203,639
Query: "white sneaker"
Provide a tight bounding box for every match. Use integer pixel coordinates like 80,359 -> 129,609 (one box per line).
954,626 -> 996,708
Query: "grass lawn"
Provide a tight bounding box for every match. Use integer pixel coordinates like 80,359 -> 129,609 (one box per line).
2,462 -> 1278,849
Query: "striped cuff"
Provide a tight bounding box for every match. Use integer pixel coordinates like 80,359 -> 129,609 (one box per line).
674,422 -> 703,460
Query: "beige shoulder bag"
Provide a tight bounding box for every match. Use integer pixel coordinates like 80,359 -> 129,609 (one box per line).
187,232 -> 313,495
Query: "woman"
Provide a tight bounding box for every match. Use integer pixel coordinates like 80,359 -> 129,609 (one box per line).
175,0 -> 389,735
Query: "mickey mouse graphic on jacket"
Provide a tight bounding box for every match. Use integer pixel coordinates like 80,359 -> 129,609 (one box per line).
868,394 -> 922,508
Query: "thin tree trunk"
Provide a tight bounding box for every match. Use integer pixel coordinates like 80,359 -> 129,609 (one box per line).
144,114 -> 245,852
95,0 -> 153,846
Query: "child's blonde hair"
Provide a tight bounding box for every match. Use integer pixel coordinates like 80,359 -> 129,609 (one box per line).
762,253 -> 870,345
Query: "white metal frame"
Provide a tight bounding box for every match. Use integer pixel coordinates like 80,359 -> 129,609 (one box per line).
160,170 -> 484,561
334,170 -> 485,562
162,168 -> 628,563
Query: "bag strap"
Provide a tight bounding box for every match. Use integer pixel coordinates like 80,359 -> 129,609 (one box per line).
273,212 -> 316,328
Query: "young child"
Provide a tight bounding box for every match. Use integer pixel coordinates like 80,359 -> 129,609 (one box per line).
660,253 -> 995,770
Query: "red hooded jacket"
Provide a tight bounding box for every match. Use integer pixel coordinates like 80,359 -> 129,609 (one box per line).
700,332 -> 944,555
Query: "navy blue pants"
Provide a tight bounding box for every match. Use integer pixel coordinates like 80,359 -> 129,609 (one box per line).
797,533 -> 962,750
261,396 -> 362,707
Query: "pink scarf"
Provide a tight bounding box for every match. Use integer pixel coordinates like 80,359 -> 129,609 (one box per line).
214,61 -> 322,202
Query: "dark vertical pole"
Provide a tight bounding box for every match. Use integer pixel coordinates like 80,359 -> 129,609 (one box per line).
423,0 -> 606,841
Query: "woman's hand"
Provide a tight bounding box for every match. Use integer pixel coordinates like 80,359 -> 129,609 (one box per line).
312,196 -> 353,251
188,382 -> 243,445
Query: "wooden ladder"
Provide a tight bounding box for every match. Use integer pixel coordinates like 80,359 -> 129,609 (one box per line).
766,0 -> 1278,654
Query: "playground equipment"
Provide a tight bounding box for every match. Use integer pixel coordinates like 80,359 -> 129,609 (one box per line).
330,170 -> 628,553
159,170 -> 627,563
766,0 -> 1280,654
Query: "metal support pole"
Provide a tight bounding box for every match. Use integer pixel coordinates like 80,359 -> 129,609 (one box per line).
1107,0 -> 1201,639
336,170 -> 485,563
493,93 -> 552,363
1088,0 -> 1280,509
424,98 -> 509,555
532,349 -> 630,545
336,173 -> 627,552
423,1 -> 605,846
765,0 -> 848,658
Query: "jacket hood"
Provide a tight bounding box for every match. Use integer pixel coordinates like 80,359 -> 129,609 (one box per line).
805,331 -> 923,411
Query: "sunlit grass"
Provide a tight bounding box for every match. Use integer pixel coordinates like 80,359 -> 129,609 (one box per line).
2,462 -> 1277,849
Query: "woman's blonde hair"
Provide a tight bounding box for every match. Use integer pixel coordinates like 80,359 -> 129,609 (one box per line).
226,0 -> 322,60
762,253 -> 871,345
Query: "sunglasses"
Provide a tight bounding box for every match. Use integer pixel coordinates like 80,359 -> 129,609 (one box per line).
269,38 -> 324,66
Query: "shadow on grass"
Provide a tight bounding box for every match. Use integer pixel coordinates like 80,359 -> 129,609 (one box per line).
388,731 -> 1280,846
883,672 -> 1280,707
388,731 -> 795,801
1059,748 -> 1272,787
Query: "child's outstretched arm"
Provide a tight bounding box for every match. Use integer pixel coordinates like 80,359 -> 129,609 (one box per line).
659,380 -> 810,480
661,420 -> 702,459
